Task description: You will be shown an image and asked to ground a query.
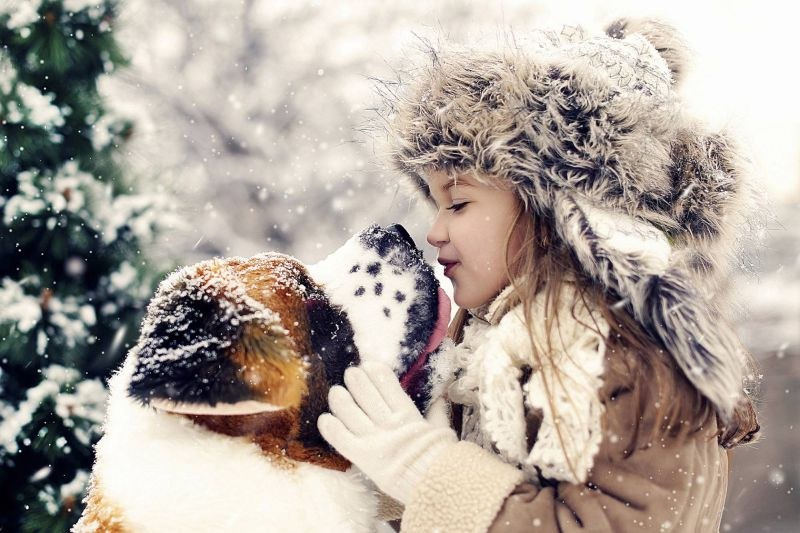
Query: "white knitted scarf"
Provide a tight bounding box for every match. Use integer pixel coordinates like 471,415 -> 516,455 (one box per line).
444,283 -> 610,484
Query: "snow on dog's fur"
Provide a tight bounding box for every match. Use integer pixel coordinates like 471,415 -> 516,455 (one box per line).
74,224 -> 451,533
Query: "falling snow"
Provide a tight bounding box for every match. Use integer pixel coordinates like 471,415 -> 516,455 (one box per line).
0,1 -> 796,531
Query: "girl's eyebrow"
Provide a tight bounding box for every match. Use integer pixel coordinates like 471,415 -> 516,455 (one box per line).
429,174 -> 473,207
442,176 -> 474,192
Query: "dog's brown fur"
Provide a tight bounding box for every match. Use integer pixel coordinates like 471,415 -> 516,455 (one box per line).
76,476 -> 128,532
187,410 -> 350,471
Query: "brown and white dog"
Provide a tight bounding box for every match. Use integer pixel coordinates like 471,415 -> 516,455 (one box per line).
73,224 -> 451,532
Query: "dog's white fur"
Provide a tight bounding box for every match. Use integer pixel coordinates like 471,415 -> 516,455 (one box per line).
79,357 -> 378,533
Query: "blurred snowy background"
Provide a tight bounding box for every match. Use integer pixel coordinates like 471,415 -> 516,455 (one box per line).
2,0 -> 797,530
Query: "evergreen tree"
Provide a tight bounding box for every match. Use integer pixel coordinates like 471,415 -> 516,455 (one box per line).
0,1 -> 168,530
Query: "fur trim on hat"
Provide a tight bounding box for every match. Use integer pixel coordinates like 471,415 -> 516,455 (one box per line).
381,18 -> 762,420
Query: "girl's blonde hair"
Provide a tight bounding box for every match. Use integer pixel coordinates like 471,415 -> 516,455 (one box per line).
447,196 -> 759,463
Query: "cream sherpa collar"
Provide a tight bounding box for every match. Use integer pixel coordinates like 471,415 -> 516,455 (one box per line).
447,283 -> 608,484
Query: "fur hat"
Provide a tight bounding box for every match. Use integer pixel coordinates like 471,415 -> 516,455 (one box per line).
383,19 -> 761,421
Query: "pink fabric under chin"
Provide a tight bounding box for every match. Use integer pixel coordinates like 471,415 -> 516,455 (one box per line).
400,287 -> 451,390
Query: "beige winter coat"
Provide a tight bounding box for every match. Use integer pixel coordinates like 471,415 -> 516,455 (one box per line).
399,284 -> 731,532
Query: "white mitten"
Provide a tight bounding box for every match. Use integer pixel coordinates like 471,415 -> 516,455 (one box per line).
318,361 -> 458,505
424,395 -> 452,429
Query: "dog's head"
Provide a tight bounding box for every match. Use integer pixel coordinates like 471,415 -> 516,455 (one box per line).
125,224 -> 449,439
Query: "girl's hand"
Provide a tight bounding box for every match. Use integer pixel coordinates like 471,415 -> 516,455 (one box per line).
317,361 -> 458,505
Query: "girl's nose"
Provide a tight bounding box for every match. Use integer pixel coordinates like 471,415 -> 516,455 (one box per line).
426,213 -> 448,248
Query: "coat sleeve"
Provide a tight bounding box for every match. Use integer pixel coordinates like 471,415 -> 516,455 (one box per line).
400,366 -> 729,532
485,429 -> 728,532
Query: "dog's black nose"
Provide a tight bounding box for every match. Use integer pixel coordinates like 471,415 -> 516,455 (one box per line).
387,224 -> 416,248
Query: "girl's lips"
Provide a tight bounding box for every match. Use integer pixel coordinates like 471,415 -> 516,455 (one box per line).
443,262 -> 459,277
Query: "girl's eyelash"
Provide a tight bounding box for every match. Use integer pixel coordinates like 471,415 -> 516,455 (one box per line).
446,202 -> 469,212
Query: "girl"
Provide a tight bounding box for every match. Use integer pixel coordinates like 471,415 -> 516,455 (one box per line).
318,18 -> 760,532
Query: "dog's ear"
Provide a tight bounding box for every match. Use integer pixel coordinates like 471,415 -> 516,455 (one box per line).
128,259 -> 308,413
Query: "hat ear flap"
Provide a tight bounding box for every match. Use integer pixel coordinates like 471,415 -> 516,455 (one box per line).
642,268 -> 746,422
553,190 -> 745,420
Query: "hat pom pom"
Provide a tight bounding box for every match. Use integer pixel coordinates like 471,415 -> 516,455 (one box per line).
605,18 -> 690,86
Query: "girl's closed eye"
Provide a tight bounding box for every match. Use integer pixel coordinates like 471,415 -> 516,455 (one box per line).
447,201 -> 470,213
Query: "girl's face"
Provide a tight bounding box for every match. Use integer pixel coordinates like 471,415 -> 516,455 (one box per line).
425,170 -> 521,309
